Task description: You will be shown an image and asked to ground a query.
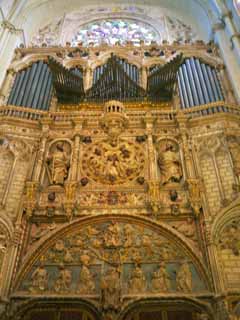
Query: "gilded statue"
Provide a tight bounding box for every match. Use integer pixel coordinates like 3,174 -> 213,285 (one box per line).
54,265 -> 72,292
29,264 -> 48,292
151,263 -> 170,293
47,142 -> 70,185
157,141 -> 182,185
76,265 -> 95,294
176,262 -> 192,292
101,267 -> 121,311
128,264 -> 146,293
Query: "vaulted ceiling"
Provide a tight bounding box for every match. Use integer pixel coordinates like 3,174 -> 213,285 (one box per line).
1,0 -> 220,44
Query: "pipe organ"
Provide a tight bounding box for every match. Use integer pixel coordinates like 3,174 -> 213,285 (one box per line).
7,61 -> 52,110
178,57 -> 224,109
6,53 -> 226,109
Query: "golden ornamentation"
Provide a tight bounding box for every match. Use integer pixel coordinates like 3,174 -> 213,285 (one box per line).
187,178 -> 203,217
81,139 -> 145,185
147,180 -> 161,213
24,181 -> 38,219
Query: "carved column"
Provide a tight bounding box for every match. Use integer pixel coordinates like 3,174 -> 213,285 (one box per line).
145,113 -> 157,180
33,116 -> 52,182
176,111 -> 195,179
71,117 -> 84,181
213,22 -> 240,102
144,113 -> 160,213
204,220 -> 225,293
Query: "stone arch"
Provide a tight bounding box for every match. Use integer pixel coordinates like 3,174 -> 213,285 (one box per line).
0,216 -> 13,297
13,214 -> 212,296
8,297 -> 102,320
211,199 -> 240,290
118,296 -> 214,320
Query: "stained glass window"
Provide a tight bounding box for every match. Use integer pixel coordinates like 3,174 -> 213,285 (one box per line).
71,19 -> 159,47
234,0 -> 240,16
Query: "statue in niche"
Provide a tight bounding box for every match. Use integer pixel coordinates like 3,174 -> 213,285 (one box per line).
219,220 -> 240,256
54,265 -> 72,293
29,264 -> 48,292
47,142 -> 70,185
151,262 -> 170,293
157,141 -> 182,185
101,267 -> 121,311
176,261 -> 192,292
128,264 -> 146,293
76,264 -> 95,294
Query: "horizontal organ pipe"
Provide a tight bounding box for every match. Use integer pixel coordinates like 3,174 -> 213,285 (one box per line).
178,57 -> 225,109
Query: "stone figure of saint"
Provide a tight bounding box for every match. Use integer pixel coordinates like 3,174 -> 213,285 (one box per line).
128,264 -> 146,293
54,265 -> 72,293
47,142 -> 70,185
30,265 -> 48,292
151,263 -> 170,293
176,262 -> 192,292
76,265 -> 95,294
157,142 -> 182,185
101,267 -> 121,311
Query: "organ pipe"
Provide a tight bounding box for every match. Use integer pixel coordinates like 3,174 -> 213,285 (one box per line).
8,61 -> 53,110
178,58 -> 225,109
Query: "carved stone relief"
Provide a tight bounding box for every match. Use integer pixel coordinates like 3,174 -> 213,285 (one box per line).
16,220 -> 208,300
81,138 -> 145,185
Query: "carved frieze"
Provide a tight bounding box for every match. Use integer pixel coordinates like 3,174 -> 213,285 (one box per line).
16,220 -> 208,298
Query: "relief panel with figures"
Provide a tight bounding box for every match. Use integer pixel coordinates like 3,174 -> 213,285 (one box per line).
16,220 -> 208,298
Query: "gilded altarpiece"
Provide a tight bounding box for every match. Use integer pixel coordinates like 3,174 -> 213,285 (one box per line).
0,44 -> 240,320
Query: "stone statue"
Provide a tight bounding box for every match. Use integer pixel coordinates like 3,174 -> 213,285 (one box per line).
104,222 -> 121,248
128,264 -> 146,293
76,265 -> 95,294
176,262 -> 192,292
151,263 -> 170,293
47,142 -> 70,185
30,265 -> 48,292
54,265 -> 72,293
157,141 -> 182,185
101,267 -> 121,311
